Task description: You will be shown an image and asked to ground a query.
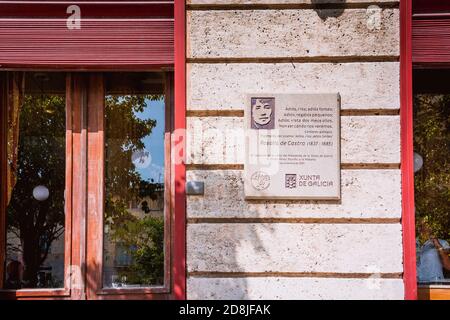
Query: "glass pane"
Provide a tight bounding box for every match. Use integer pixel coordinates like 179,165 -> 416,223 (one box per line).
103,72 -> 166,288
5,72 -> 66,289
414,91 -> 450,285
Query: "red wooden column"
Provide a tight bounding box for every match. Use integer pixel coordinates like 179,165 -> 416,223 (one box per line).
173,0 -> 186,300
400,0 -> 417,300
0,73 -> 6,290
70,73 -> 88,300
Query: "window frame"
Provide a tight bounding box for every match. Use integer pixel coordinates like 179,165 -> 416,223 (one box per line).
412,71 -> 450,300
0,0 -> 186,300
85,72 -> 174,300
403,0 -> 450,300
0,72 -> 72,299
0,70 -> 181,300
401,0 -> 417,301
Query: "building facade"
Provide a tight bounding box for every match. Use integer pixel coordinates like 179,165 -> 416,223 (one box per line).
0,0 -> 448,300
185,0 -> 403,299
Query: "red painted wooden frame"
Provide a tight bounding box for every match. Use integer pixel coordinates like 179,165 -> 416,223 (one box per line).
0,73 -> 6,291
412,3 -> 450,68
84,72 -> 175,300
173,0 -> 186,300
410,0 -> 450,300
413,0 -> 450,14
0,2 -> 174,70
0,0 -> 186,300
0,1 -> 173,18
401,0 -> 418,300
0,72 -> 73,300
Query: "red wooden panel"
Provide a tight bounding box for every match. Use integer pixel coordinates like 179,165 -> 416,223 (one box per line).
0,2 -> 173,19
401,0 -> 418,300
413,0 -> 450,14
412,17 -> 450,66
173,0 -> 186,300
0,19 -> 174,69
0,74 -> 6,290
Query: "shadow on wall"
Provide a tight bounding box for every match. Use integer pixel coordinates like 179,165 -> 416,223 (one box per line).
189,224 -> 270,299
187,171 -> 272,299
311,0 -> 346,20
187,169 -> 344,299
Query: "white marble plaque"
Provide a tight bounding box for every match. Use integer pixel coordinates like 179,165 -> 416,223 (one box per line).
244,94 -> 341,200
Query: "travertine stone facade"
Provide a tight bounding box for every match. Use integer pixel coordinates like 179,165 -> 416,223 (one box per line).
187,9 -> 399,58
186,170 -> 401,218
188,278 -> 404,300
187,116 -> 400,164
186,0 -> 403,299
188,63 -> 400,110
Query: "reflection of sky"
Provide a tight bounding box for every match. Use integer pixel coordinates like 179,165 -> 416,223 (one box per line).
134,98 -> 165,183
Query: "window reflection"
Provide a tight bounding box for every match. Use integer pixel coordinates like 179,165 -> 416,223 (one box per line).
103,73 -> 166,288
4,72 -> 66,289
414,92 -> 450,285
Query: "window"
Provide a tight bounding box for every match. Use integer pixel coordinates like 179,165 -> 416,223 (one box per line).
0,71 -> 174,299
4,72 -> 67,290
102,72 -> 169,291
413,69 -> 450,298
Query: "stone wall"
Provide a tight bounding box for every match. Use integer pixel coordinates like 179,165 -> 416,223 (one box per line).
185,0 -> 403,299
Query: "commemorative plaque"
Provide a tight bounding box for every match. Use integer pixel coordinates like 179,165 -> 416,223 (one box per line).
244,94 -> 341,200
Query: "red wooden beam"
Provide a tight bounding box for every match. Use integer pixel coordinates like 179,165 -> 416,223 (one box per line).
0,2 -> 173,18
0,19 -> 174,69
173,0 -> 186,300
413,0 -> 450,14
401,0 -> 417,300
412,16 -> 450,66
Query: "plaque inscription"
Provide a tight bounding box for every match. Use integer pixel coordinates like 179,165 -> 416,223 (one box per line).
244,94 -> 341,200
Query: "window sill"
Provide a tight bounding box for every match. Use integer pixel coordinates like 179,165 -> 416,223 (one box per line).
418,285 -> 450,300
0,288 -> 70,299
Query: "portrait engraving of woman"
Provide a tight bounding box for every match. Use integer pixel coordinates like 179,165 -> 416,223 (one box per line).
250,97 -> 275,130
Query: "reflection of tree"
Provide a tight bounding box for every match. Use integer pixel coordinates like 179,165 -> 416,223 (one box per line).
7,94 -> 66,288
414,95 -> 450,243
7,90 -> 165,288
105,94 -> 165,286
110,215 -> 164,285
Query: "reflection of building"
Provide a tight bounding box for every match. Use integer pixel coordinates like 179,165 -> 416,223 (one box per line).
6,227 -> 65,288
6,187 -> 164,290
128,189 -> 165,217
103,188 -> 164,288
